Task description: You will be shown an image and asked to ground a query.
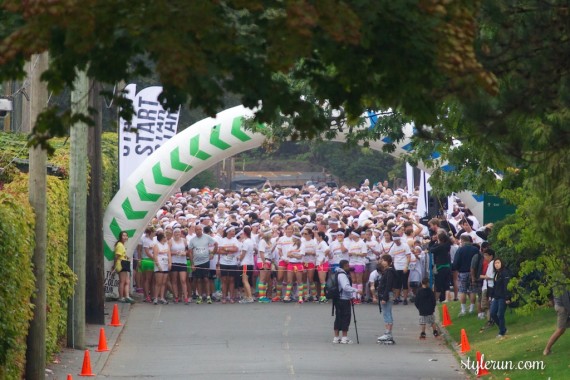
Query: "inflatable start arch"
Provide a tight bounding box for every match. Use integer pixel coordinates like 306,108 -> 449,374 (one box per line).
102,105 -> 475,296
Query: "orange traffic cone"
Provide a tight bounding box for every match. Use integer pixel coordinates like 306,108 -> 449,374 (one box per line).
442,304 -> 452,327
67,374 -> 73,380
109,304 -> 122,327
79,350 -> 95,377
460,329 -> 471,353
476,351 -> 491,377
95,327 -> 110,352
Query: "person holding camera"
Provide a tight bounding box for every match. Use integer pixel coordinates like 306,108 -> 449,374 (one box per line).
332,259 -> 359,344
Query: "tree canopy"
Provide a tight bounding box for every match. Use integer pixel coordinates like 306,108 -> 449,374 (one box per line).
1,0 -> 569,302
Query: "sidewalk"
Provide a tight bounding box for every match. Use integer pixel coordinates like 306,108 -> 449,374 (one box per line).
46,302 -> 131,379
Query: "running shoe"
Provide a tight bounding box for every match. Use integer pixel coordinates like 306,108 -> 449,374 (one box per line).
174,298 -> 179,304
145,296 -> 152,303
377,333 -> 393,341
340,338 -> 353,344
159,299 -> 168,305
271,296 -> 281,302
403,299 -> 408,305
258,297 -> 271,303
207,296 -> 212,304
433,330 -> 440,337
420,332 -> 426,340
196,297 -> 203,305
319,296 -> 328,303
298,298 -> 304,304
118,297 -> 126,303
184,297 -> 190,305
332,337 -> 341,344
458,311 -> 466,317
153,298 -> 158,305
283,298 -> 292,303
125,297 -> 135,304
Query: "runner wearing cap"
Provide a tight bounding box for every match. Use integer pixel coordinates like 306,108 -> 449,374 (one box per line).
389,234 -> 412,305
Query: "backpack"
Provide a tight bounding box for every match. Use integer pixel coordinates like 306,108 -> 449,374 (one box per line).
325,271 -> 349,300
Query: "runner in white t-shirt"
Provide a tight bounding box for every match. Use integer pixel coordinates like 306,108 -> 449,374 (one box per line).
256,227 -> 275,303
315,231 -> 331,302
347,231 -> 368,303
284,233 -> 305,303
300,228 -> 318,302
238,226 -> 256,303
274,225 -> 295,302
388,234 -> 412,305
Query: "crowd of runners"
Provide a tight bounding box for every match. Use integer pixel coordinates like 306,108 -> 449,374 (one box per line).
113,180 -> 494,320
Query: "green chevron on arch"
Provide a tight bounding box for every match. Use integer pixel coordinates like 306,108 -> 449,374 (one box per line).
152,162 -> 176,186
210,124 -> 232,150
170,147 -> 193,172
109,218 -> 136,242
104,241 -> 115,261
231,117 -> 252,142
122,198 -> 148,220
136,179 -> 161,202
190,135 -> 212,160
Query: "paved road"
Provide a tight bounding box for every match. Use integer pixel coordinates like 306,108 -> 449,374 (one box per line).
96,300 -> 466,380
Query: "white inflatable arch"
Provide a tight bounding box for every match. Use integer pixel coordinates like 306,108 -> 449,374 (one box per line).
102,105 -> 478,295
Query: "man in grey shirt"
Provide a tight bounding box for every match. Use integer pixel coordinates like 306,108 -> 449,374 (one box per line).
189,225 -> 218,304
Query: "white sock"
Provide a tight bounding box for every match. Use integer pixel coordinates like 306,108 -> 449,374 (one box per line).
461,304 -> 466,313
469,304 -> 474,313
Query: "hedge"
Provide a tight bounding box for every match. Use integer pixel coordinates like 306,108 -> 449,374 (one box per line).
0,186 -> 35,379
0,131 -> 118,378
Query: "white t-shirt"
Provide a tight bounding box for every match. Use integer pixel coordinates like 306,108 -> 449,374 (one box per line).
365,239 -> 380,261
368,269 -> 381,284
378,240 -> 395,256
287,246 -> 304,263
257,239 -> 274,264
218,237 -> 240,266
315,240 -> 330,266
142,235 -> 155,259
210,235 -> 223,269
329,240 -> 349,264
482,259 -> 495,290
277,235 -> 295,263
154,241 -> 170,272
301,239 -> 318,264
389,242 -> 411,270
240,238 -> 255,266
347,239 -> 367,265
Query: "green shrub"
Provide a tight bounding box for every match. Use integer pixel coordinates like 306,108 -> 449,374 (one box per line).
0,189 -> 35,379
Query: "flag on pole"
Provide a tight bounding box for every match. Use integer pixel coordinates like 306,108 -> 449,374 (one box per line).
406,162 -> 415,193
417,171 -> 431,217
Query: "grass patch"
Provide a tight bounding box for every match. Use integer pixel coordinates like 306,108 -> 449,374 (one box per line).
439,302 -> 569,379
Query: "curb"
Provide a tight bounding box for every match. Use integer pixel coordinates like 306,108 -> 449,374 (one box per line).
46,301 -> 131,379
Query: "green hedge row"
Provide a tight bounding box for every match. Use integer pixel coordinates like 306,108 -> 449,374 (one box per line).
0,189 -> 35,379
0,131 -> 118,378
